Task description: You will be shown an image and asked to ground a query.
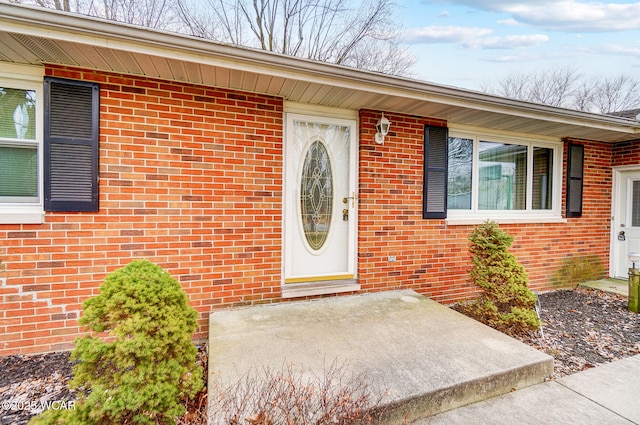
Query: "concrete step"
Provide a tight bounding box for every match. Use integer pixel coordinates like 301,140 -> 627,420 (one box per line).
420,355 -> 640,424
208,290 -> 553,424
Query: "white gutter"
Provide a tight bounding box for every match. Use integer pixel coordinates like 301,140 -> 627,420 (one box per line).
1,1 -> 639,137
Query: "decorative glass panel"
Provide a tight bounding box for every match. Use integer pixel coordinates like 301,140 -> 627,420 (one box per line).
479,141 -> 527,210
447,137 -> 473,210
300,140 -> 333,250
532,147 -> 553,210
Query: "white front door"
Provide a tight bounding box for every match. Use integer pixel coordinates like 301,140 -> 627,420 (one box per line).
613,169 -> 640,277
284,114 -> 357,283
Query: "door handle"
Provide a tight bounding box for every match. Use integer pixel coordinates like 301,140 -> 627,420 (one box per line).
343,209 -> 349,221
342,192 -> 357,208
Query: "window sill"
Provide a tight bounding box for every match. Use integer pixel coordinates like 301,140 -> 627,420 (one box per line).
446,216 -> 567,226
282,279 -> 360,299
0,211 -> 45,224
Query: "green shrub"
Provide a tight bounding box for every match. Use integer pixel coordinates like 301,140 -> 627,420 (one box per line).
465,221 -> 540,336
551,255 -> 606,288
30,260 -> 203,425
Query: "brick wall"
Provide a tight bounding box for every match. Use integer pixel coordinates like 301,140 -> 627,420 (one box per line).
0,68 -> 619,356
612,139 -> 640,167
0,66 -> 284,355
357,113 -> 613,304
357,110 -> 475,301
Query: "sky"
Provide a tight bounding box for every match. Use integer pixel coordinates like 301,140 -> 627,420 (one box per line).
397,0 -> 640,91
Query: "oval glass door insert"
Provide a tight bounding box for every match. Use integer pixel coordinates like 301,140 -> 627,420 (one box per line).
300,140 -> 333,251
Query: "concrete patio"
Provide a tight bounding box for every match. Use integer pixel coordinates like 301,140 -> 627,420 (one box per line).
580,277 -> 628,296
208,290 -> 553,423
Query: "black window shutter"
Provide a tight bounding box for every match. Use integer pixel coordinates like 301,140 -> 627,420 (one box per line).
423,125 -> 448,219
566,142 -> 584,218
44,77 -> 99,212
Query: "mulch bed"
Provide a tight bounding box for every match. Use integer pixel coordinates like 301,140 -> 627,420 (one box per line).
517,287 -> 640,378
0,353 -> 76,425
1,287 -> 639,424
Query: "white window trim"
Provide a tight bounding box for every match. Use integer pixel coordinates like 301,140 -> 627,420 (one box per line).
0,64 -> 45,224
446,128 -> 565,225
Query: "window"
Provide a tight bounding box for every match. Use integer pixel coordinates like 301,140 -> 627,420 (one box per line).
447,137 -> 472,210
632,181 -> 640,227
0,67 -> 100,223
0,66 -> 44,223
445,129 -> 562,223
0,88 -> 38,202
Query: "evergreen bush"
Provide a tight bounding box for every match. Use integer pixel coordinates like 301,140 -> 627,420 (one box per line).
30,259 -> 203,425
465,221 -> 540,336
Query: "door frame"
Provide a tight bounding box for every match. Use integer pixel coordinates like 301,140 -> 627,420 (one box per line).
610,165 -> 640,278
281,103 -> 359,297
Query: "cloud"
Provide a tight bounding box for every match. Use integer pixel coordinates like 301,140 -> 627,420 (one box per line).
429,0 -> 640,31
595,43 -> 640,58
497,18 -> 520,26
504,1 -> 640,31
482,41 -> 640,64
484,53 -> 545,63
437,10 -> 450,17
403,25 -> 493,43
471,34 -> 550,49
403,25 -> 549,49
429,0 -> 559,10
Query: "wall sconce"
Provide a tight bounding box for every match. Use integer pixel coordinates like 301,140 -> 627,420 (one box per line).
374,113 -> 391,145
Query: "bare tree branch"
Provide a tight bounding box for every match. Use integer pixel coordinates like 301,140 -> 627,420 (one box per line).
590,75 -> 640,114
19,0 -> 413,75
483,67 -> 640,113
21,0 -> 182,29
175,0 -> 413,76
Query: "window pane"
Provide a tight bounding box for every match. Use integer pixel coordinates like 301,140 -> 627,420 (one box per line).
632,181 -> 640,227
0,88 -> 36,139
0,145 -> 38,200
533,147 -> 553,210
448,137 -> 472,210
479,141 -> 527,210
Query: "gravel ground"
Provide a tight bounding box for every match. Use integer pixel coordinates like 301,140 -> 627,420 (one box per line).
518,287 -> 640,379
1,287 -> 639,425
0,353 -> 76,425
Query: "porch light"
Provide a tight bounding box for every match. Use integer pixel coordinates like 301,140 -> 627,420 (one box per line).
374,113 -> 391,144
629,252 -> 640,269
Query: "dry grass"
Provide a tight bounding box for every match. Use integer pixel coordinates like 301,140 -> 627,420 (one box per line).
178,360 -> 390,425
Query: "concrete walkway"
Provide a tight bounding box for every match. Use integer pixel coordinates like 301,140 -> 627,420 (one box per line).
424,354 -> 640,424
580,278 -> 628,296
209,290 -> 552,423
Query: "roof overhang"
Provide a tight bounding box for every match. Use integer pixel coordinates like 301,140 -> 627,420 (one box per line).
1,2 -> 639,143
